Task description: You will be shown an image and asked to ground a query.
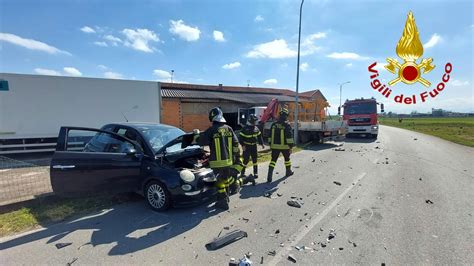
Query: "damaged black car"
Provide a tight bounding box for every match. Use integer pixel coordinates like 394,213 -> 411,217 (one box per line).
50,123 -> 217,211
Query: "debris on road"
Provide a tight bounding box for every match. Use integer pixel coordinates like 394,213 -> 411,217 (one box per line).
267,250 -> 276,256
229,255 -> 252,266
425,199 -> 434,204
339,247 -> 344,250
280,243 -> 285,247
295,246 -> 302,251
277,193 -> 283,197
77,242 -> 92,250
260,256 -> 264,264
334,147 -> 345,151
287,200 -> 302,208
55,242 -> 72,249
348,240 -> 357,247
287,254 -> 297,263
241,217 -> 250,223
337,143 -> 344,147
294,166 -> 300,168
320,242 -> 327,248
333,181 -> 342,186
327,229 -> 336,241
275,229 -> 280,234
419,178 -> 422,181
205,230 -> 248,250
264,188 -> 278,198
312,158 -> 316,162
66,257 -> 78,266
413,138 -> 418,141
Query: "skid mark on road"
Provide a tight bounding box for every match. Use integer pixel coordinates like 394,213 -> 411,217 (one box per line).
268,172 -> 367,266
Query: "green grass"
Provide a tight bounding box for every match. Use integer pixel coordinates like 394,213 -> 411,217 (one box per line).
379,117 -> 474,147
0,194 -> 137,237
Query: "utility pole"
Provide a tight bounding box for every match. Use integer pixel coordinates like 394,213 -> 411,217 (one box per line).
339,81 -> 351,111
293,0 -> 304,145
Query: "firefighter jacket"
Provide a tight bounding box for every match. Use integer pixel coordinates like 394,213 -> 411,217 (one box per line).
199,123 -> 240,169
269,120 -> 294,150
239,125 -> 264,146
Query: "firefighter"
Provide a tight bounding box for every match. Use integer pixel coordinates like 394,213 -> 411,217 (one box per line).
239,114 -> 265,179
195,107 -> 242,210
267,107 -> 294,183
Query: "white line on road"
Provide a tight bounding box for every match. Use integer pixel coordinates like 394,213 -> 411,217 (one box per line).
268,172 -> 367,266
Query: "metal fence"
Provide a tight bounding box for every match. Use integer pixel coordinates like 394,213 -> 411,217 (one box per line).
0,155 -> 52,206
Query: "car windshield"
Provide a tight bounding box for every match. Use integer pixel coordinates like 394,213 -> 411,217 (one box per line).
344,102 -> 377,115
138,125 -> 185,153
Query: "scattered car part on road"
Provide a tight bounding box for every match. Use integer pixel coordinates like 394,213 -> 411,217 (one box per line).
66,257 -> 78,266
287,254 -> 297,263
334,147 -> 345,151
425,199 -> 434,204
287,200 -> 302,208
333,181 -> 342,186
55,242 -> 72,249
205,229 -> 248,250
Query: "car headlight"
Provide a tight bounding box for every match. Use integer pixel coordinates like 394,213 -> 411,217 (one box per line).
180,169 -> 195,183
372,125 -> 378,129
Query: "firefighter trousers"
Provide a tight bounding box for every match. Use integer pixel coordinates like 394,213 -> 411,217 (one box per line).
268,149 -> 291,173
241,145 -> 258,176
213,168 -> 233,200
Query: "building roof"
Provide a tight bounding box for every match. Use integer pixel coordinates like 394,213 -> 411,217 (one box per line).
160,82 -> 326,103
161,88 -> 303,104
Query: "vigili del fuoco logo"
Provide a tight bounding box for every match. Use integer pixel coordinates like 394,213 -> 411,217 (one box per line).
368,11 -> 453,105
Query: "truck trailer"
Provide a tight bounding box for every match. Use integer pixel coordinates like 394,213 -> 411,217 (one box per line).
0,73 -> 162,154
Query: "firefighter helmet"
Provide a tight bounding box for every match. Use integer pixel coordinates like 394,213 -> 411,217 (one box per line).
248,114 -> 258,124
279,107 -> 289,117
209,107 -> 226,123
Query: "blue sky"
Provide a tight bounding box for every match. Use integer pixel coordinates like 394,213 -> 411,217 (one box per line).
0,0 -> 472,113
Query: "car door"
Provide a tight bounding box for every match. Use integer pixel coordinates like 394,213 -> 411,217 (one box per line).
50,127 -> 143,196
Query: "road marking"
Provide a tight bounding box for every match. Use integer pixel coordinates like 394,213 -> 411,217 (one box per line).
268,172 -> 367,266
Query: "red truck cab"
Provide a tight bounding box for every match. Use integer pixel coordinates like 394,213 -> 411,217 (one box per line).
340,98 -> 384,138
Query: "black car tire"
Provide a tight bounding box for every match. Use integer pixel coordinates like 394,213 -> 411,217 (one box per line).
145,180 -> 171,211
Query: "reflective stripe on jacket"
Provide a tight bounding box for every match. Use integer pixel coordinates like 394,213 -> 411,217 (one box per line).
199,123 -> 240,169
239,125 -> 264,146
269,121 -> 294,150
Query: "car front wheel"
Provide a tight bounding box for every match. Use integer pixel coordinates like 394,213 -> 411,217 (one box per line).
145,180 -> 171,211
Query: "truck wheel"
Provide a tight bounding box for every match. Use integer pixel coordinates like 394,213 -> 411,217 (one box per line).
145,180 -> 171,211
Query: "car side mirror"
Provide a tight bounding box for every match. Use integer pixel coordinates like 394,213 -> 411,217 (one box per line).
380,104 -> 385,113
125,147 -> 138,156
337,107 -> 341,116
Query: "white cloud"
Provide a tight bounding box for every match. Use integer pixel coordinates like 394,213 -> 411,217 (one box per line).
97,65 -> 108,70
451,79 -> 470,86
94,41 -> 108,47
34,68 -> 61,76
327,52 -> 368,60
104,35 -> 122,46
213,30 -> 226,42
0,33 -> 71,55
246,32 -> 325,59
255,15 -> 264,22
424,33 -> 442,48
80,26 -> 96,34
169,20 -> 201,42
300,62 -> 309,71
122,28 -> 159,53
263,79 -> 278,85
222,61 -> 241,69
153,69 -> 172,79
63,67 -> 82,77
345,63 -> 353,67
246,39 -> 296,59
104,71 -> 124,79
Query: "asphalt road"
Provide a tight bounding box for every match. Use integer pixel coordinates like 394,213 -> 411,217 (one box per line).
1,125 -> 473,265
